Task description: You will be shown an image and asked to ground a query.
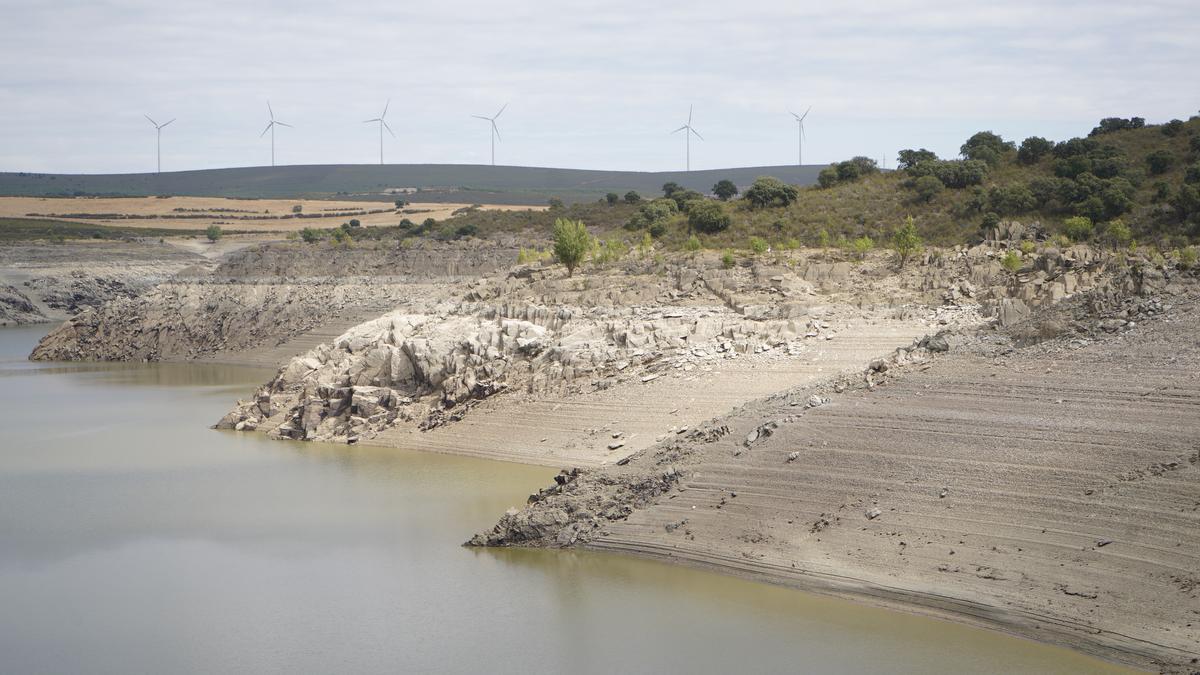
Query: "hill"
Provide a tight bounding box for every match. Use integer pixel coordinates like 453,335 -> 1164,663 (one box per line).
0,164 -> 822,205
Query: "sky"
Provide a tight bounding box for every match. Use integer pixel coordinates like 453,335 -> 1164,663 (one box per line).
1,0 -> 1198,174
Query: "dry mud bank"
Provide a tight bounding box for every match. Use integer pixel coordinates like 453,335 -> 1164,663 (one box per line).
472,276 -> 1200,673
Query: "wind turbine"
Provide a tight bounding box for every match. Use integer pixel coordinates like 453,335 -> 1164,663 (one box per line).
144,115 -> 174,174
363,99 -> 395,165
671,105 -> 703,172
259,101 -> 292,167
471,103 -> 506,166
790,106 -> 811,166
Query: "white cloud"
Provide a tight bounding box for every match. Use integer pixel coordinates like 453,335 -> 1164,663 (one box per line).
0,0 -> 1196,172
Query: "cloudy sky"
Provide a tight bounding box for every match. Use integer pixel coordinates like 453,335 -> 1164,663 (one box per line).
1,0 -> 1197,174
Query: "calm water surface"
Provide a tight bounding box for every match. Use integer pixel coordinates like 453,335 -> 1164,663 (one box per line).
0,325 -> 1136,674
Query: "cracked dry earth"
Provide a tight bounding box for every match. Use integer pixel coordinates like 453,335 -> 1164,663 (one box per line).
474,290 -> 1200,674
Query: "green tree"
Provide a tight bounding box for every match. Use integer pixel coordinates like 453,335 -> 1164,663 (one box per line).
744,176 -> 799,208
623,190 -> 642,204
605,192 -> 619,206
1161,119 -> 1185,137
1017,136 -> 1053,165
712,179 -> 739,201
394,199 -> 407,208
547,198 -> 565,210
960,131 -> 1015,165
292,204 -> 303,214
687,200 -> 731,233
1146,150 -> 1174,175
552,218 -> 591,276
662,182 -> 682,197
1105,219 -> 1132,248
891,216 -> 923,267
300,227 -> 321,243
205,224 -> 222,242
912,175 -> 943,203
897,148 -> 938,170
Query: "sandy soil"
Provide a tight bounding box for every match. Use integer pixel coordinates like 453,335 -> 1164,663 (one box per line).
477,289 -> 1200,673
1,196 -> 543,231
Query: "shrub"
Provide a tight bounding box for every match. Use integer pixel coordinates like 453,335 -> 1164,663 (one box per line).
817,229 -> 831,248
817,167 -> 838,188
300,227 -> 321,243
552,218 -> 591,276
605,192 -> 619,206
1062,216 -> 1094,242
748,236 -> 769,255
687,200 -> 731,233
639,231 -> 653,257
1019,240 -> 1036,254
981,212 -> 1001,230
891,216 -> 923,267
912,175 -> 943,203
1162,119 -> 1185,137
398,218 -> 414,229
1146,150 -> 1174,175
649,222 -> 667,238
394,199 -> 407,209
1089,117 -> 1145,136
292,204 -> 303,214
851,235 -> 874,260
205,224 -> 222,242
662,182 -> 682,197
1017,136 -> 1053,164
987,184 -> 1036,216
547,198 -> 565,210
331,228 -> 350,244
712,179 -> 738,201
783,238 -> 800,250
1183,161 -> 1200,184
744,176 -> 799,208
1177,246 -> 1197,269
906,159 -> 987,188
1001,250 -> 1021,273
721,250 -> 735,269
683,234 -> 702,253
670,189 -> 705,211
1105,219 -> 1132,248
455,223 -> 478,239
623,191 -> 641,204
626,198 -> 678,230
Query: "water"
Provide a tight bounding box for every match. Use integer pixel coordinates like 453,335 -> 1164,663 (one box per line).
0,325 -> 1135,674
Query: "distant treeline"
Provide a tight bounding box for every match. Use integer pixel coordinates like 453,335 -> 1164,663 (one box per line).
23,208 -> 395,221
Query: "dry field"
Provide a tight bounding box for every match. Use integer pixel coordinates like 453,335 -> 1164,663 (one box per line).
0,196 -> 543,232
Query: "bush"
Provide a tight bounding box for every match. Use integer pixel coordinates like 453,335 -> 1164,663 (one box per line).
748,236 -> 769,255
817,229 -> 831,248
605,192 -> 619,206
1089,117 -> 1145,136
547,198 -> 565,210
1019,240 -> 1036,254
455,223 -> 478,239
330,227 -> 350,244
1001,250 -> 1021,273
394,199 -> 407,209
1177,246 -> 1198,269
987,184 -> 1036,215
1146,150 -> 1174,175
398,218 -> 414,229
684,234 -> 701,253
912,175 -> 943,203
292,204 -> 303,214
669,189 -> 705,211
205,224 -> 222,242
626,198 -> 678,230
1017,136 -> 1053,164
1062,216 -> 1094,242
981,212 -> 1001,230
817,167 -> 838,188
1162,119 -> 1185,137
1105,219 -> 1132,248
851,235 -> 874,260
906,159 -> 987,188
300,227 -> 321,243
687,200 -> 731,233
552,218 -> 591,276
638,231 -> 653,257
649,222 -> 667,239
1186,162 -> 1200,184
891,216 -> 923,267
744,176 -> 799,208
712,179 -> 738,201
661,182 -> 682,197
623,191 -> 641,204
721,250 -> 735,269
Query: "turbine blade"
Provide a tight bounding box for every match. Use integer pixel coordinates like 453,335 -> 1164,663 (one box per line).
267,100 -> 274,120
382,99 -> 390,118
472,115 -> 491,120
690,127 -> 704,141
492,121 -> 501,142
789,110 -> 800,121
494,102 -> 507,119
161,119 -> 175,128
382,120 -> 395,137
364,118 -> 380,123
688,104 -> 693,125
145,114 -> 158,126
671,125 -> 687,134
275,121 -> 293,128
260,122 -> 273,137
800,105 -> 811,121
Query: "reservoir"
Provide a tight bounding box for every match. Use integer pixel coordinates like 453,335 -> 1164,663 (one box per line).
0,325 -> 1135,673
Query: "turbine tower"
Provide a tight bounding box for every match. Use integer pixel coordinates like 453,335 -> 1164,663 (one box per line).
363,99 -> 395,165
144,115 -> 174,174
472,103 -> 506,166
790,106 -> 811,166
671,105 -> 703,172
259,101 -> 292,167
